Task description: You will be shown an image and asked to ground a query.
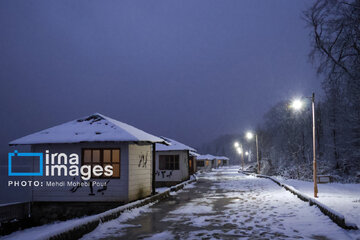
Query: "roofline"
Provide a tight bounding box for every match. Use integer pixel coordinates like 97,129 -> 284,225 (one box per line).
9,113 -> 171,147
158,136 -> 195,150
9,140 -> 169,146
155,149 -> 192,152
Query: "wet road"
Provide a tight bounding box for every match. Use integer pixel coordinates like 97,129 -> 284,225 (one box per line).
82,167 -> 352,240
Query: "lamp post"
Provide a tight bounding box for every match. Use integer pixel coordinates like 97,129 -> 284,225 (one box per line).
234,142 -> 245,171
290,93 -> 318,198
246,131 -> 260,174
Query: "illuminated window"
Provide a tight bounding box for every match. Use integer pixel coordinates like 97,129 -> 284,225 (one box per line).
82,149 -> 120,178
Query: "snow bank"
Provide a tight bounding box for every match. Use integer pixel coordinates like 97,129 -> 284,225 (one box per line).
274,177 -> 360,230
240,171 -> 359,230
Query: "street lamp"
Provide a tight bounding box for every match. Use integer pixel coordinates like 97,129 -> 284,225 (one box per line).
290,98 -> 304,111
246,131 -> 260,174
237,147 -> 242,154
246,132 -> 254,140
234,141 -> 245,171
290,93 -> 318,198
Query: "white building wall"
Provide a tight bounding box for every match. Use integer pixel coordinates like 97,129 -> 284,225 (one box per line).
128,144 -> 153,202
215,159 -> 222,168
30,142 -> 129,202
196,159 -> 212,171
155,150 -> 189,183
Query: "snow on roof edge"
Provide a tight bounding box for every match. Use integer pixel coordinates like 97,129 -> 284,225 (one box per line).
9,113 -> 167,145
155,136 -> 196,152
196,154 -> 217,160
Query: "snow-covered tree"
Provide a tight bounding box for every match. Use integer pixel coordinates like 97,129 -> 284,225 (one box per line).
304,0 -> 360,178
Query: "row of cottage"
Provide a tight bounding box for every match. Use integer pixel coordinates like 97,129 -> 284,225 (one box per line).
9,113 -> 229,221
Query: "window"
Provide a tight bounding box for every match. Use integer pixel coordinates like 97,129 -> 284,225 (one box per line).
159,155 -> 179,170
197,160 -> 205,167
82,149 -> 120,178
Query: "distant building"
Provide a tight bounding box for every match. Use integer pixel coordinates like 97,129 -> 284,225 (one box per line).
196,154 -> 216,171
189,151 -> 199,175
9,113 -> 167,223
155,137 -> 196,187
214,156 -> 222,168
216,156 -> 230,167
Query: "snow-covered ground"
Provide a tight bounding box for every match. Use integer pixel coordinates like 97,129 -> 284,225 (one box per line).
1,167 -> 358,239
82,166 -> 357,239
274,176 -> 360,230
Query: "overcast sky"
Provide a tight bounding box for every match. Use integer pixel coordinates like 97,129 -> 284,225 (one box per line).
0,0 -> 321,154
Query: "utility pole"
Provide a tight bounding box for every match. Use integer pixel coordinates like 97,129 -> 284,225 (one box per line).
255,134 -> 260,174
290,93 -> 319,198
312,93 -> 318,198
241,144 -> 244,171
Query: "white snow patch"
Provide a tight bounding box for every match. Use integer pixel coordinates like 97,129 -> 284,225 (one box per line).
273,177 -> 360,230
80,203 -> 155,240
169,203 -> 213,215
156,187 -> 169,193
183,183 -> 196,189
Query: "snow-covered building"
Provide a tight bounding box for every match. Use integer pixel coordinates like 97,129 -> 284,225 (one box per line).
214,156 -> 221,168
155,137 -> 196,187
216,156 -> 230,167
189,151 -> 199,174
9,113 -> 167,222
196,154 -> 216,171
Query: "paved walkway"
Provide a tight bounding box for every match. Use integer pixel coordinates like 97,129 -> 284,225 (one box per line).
82,167 -> 353,240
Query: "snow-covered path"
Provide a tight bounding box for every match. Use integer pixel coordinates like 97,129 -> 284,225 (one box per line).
82,166 -> 354,240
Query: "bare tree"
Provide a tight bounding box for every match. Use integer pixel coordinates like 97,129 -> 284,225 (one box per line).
305,0 -> 360,176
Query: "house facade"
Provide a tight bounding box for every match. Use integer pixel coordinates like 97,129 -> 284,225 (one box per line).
215,156 -> 230,167
28,142 -> 153,203
189,151 -> 199,175
155,137 -> 196,187
196,154 -> 216,171
9,113 -> 166,223
221,156 -> 230,166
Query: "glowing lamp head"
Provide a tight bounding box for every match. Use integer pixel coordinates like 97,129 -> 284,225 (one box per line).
237,147 -> 242,154
290,99 -> 304,111
246,131 -> 254,140
245,151 -> 249,156
234,142 -> 240,148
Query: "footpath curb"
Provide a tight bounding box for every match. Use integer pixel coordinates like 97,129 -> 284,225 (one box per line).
48,178 -> 197,240
239,171 -> 358,230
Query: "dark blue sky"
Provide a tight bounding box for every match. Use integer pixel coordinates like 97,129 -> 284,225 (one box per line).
0,0 -> 320,154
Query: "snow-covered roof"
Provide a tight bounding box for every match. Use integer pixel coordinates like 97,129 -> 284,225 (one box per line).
189,151 -> 200,157
196,154 -> 217,160
156,137 -> 196,152
9,113 -> 167,145
216,156 -> 229,160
